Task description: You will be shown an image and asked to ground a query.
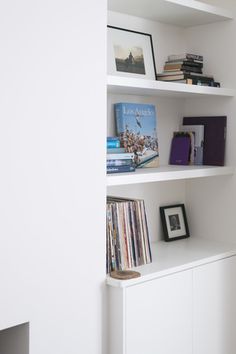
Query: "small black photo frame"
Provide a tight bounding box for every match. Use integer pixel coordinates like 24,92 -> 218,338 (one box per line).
160,204 -> 190,242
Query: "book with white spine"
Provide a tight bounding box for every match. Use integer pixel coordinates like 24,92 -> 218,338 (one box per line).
180,125 -> 204,165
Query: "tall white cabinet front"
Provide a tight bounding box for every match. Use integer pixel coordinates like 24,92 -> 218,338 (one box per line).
106,0 -> 236,353
193,256 -> 236,354
108,254 -> 236,354
125,270 -> 192,354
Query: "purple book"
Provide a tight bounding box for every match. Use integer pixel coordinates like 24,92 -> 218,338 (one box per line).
183,116 -> 226,166
169,135 -> 191,165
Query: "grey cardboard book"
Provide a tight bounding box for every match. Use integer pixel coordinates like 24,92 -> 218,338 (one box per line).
180,125 -> 204,165
183,116 -> 226,166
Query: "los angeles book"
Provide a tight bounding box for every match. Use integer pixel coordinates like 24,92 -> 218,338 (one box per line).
115,102 -> 159,168
183,116 -> 227,166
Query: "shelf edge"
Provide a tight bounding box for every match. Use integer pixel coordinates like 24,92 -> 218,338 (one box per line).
107,166 -> 235,187
107,76 -> 235,98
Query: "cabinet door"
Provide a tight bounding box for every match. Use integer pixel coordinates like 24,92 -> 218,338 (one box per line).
125,270 -> 192,354
193,256 -> 236,354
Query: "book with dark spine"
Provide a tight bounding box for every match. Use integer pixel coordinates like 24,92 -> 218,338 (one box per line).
164,64 -> 202,74
168,53 -> 203,61
183,116 -> 227,166
107,165 -> 136,174
165,60 -> 203,68
169,133 -> 191,165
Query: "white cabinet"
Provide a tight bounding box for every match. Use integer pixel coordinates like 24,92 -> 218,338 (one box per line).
107,252 -> 236,354
193,256 -> 236,354
126,270 -> 192,354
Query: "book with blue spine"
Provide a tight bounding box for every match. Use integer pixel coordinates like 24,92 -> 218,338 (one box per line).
107,165 -> 136,174
115,102 -> 159,168
107,137 -> 120,148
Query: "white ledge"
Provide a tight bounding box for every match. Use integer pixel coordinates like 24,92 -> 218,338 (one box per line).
108,0 -> 233,27
107,237 -> 236,287
107,76 -> 235,98
107,165 -> 235,186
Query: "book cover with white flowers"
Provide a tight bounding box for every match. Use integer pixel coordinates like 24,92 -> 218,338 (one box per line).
115,102 -> 159,168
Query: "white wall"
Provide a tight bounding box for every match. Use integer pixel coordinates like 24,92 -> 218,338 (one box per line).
0,1 -> 106,353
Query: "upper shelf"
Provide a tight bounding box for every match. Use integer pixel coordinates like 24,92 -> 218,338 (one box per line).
107,75 -> 235,98
108,0 -> 233,27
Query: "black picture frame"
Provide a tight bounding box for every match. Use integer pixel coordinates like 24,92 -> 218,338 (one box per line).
107,25 -> 157,80
160,204 -> 190,242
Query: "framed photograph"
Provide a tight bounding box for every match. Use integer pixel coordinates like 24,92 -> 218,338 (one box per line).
107,25 -> 157,80
160,204 -> 190,242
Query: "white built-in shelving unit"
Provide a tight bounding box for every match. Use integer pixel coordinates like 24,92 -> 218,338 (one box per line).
106,1 -> 236,352
106,0 -> 235,267
107,1 -> 235,188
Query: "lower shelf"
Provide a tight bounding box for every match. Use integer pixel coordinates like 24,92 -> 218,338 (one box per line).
106,237 -> 236,288
106,165 -> 235,186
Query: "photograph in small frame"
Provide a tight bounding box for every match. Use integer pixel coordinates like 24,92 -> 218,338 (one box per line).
107,25 -> 157,80
160,204 -> 190,242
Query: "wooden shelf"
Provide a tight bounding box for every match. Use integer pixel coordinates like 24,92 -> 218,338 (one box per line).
108,0 -> 233,27
107,76 -> 235,98
107,165 -> 235,187
107,237 -> 236,287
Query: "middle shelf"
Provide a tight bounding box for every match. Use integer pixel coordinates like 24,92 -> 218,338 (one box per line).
108,75 -> 235,98
107,165 -> 235,186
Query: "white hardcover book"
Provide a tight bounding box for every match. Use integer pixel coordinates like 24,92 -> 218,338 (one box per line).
106,153 -> 135,160
180,125 -> 204,165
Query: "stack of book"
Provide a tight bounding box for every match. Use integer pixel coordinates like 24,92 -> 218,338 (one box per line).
157,53 -> 220,87
169,116 -> 227,166
106,196 -> 152,273
107,137 -> 135,174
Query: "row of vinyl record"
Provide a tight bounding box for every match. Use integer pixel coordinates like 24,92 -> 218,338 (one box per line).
106,196 -> 152,273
